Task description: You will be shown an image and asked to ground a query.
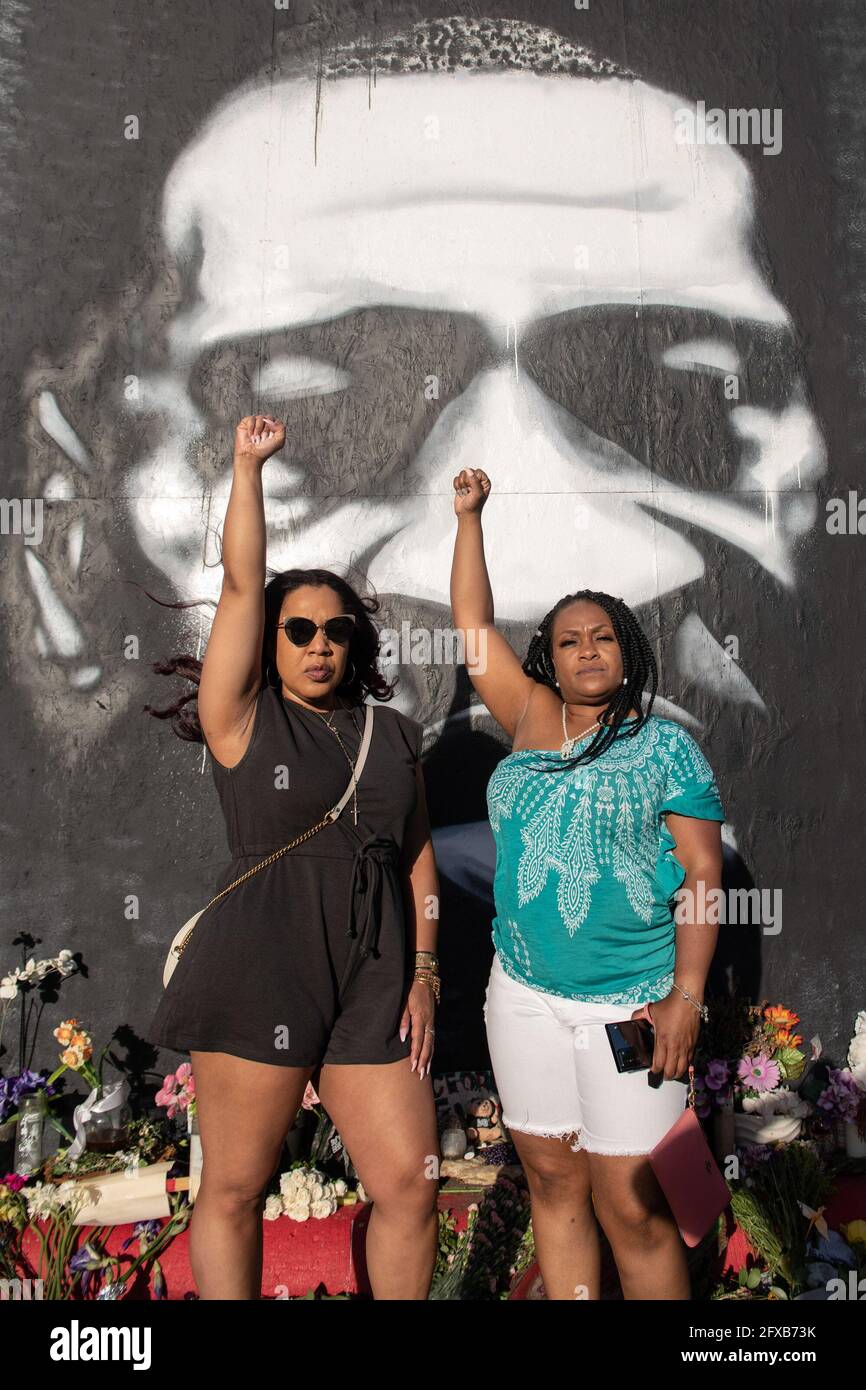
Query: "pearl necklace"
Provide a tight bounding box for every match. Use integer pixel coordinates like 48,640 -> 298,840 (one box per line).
560,702 -> 603,759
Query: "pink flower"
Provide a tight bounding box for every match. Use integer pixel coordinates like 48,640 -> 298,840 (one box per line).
155,1087 -> 180,1117
737,1052 -> 780,1093
302,1081 -> 320,1109
154,1064 -> 195,1117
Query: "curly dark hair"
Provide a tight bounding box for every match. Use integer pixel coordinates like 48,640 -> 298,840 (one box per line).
142,567 -> 397,742
521,589 -> 659,768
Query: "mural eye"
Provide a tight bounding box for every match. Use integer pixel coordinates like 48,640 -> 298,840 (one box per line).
190,345 -> 352,423
255,354 -> 352,402
518,306 -> 751,490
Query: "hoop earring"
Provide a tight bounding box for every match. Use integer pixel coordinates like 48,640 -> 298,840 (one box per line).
622,676 -> 628,685
266,662 -> 279,689
339,660 -> 356,687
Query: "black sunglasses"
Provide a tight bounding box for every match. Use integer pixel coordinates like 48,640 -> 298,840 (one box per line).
278,614 -> 356,646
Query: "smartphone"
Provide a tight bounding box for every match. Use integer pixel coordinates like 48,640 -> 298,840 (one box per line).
605,1018 -> 655,1073
605,1019 -> 691,1085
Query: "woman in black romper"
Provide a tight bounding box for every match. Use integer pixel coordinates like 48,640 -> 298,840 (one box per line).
147,415 -> 441,1300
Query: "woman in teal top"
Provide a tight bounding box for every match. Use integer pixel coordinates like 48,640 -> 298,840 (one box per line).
450,465 -> 725,1302
488,711 -> 724,1005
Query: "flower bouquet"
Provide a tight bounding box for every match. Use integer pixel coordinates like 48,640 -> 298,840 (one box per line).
693,998 -> 809,1145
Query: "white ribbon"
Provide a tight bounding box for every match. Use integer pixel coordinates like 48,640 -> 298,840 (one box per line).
68,1079 -> 130,1161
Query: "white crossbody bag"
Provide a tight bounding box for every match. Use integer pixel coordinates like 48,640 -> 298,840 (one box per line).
163,703 -> 375,988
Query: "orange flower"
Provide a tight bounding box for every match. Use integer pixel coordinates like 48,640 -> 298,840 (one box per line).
764,1005 -> 800,1029
54,1018 -> 93,1068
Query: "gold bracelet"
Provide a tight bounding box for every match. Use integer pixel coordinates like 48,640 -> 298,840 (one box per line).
413,969 -> 441,1004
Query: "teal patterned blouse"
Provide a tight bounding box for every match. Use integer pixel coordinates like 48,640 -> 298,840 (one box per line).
485,715 -> 726,1006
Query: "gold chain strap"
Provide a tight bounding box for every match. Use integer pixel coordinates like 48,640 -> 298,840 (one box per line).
173,810 -> 336,963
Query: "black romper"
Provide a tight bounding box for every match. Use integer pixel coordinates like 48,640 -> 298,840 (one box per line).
149,683 -> 424,1067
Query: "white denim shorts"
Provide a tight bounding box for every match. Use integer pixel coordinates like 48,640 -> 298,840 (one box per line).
483,953 -> 688,1156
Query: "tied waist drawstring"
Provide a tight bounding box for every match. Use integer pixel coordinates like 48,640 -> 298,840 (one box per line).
345,834 -> 401,962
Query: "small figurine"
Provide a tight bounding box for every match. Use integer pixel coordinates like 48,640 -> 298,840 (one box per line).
464,1095 -> 504,1147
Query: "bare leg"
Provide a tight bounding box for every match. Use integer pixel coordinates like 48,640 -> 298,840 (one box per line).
588,1151 -> 690,1299
507,1129 -> 600,1299
189,1051 -> 314,1299
314,1056 -> 440,1299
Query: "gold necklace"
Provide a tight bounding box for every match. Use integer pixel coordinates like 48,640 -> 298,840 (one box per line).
305,697 -> 363,824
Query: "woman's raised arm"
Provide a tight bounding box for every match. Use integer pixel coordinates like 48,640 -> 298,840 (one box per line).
450,467 -> 536,740
197,415 -> 285,763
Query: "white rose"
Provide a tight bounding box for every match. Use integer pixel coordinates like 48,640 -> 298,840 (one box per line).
847,1030 -> 866,1087
285,1202 -> 311,1222
311,1198 -> 337,1219
263,1194 -> 284,1220
280,1169 -> 307,1194
333,1178 -> 347,1196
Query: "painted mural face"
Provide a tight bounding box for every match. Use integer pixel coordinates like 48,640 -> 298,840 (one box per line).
24,60 -> 826,746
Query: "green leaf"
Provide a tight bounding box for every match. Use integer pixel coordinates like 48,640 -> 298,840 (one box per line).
776,1048 -> 806,1080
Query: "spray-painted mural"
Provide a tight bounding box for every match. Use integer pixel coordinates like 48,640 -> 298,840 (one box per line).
3,3 -> 863,1073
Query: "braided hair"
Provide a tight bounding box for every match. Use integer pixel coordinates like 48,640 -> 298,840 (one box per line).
522,590 -> 658,769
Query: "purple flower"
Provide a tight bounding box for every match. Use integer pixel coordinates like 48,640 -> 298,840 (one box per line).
817,1067 -> 862,1122
121,1219 -> 161,1253
705,1059 -> 730,1091
71,1243 -> 106,1272
736,1142 -> 773,1177
0,1070 -> 60,1123
692,1076 -> 713,1119
70,1242 -> 108,1299
737,1053 -> 780,1093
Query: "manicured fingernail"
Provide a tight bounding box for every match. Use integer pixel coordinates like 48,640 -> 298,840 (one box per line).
410,1058 -> 417,1072
400,1028 -> 407,1042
